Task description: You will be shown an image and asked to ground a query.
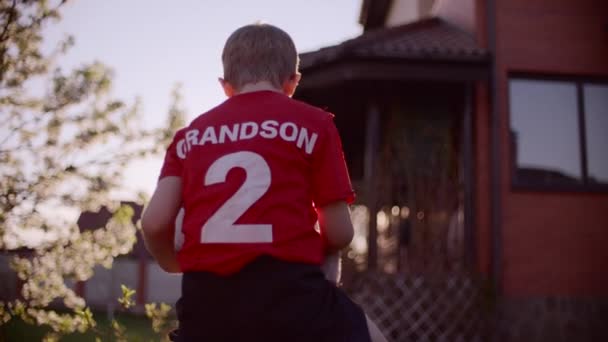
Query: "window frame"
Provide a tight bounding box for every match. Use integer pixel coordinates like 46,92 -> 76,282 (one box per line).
508,73 -> 608,193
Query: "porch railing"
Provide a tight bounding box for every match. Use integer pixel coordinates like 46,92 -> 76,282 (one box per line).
347,272 -> 490,341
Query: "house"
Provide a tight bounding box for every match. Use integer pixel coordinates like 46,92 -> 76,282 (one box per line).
295,0 -> 608,340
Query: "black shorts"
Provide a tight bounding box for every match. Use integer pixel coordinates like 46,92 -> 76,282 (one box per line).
172,255 -> 371,342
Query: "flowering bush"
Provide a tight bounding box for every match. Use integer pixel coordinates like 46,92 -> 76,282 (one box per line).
0,1 -> 182,340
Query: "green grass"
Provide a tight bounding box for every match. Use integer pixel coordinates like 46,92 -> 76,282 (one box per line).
0,311 -> 168,342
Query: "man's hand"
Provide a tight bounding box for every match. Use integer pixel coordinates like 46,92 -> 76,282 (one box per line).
321,251 -> 342,286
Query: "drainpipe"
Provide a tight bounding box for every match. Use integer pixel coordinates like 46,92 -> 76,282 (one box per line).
364,103 -> 380,270
137,250 -> 147,307
463,84 -> 476,268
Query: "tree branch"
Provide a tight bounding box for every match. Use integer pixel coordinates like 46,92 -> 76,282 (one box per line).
0,0 -> 17,45
0,0 -> 17,82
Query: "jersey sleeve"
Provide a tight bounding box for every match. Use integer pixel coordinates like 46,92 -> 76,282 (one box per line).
159,129 -> 186,180
311,115 -> 355,207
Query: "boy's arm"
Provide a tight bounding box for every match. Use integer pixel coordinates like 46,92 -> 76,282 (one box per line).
141,176 -> 182,273
317,201 -> 354,285
318,201 -> 354,252
311,115 -> 355,285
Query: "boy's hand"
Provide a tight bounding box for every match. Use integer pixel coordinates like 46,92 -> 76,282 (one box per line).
174,207 -> 185,251
321,251 -> 341,286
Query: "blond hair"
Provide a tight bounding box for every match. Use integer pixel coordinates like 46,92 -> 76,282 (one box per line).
222,23 -> 299,90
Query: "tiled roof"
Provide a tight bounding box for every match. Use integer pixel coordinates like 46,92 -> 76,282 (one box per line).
300,17 -> 488,70
77,201 -> 151,259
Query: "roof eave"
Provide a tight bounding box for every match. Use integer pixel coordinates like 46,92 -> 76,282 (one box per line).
299,57 -> 490,90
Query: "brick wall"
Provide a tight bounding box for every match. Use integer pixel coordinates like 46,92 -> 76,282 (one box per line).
495,0 -> 608,295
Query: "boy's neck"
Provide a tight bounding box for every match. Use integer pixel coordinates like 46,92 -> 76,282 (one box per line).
236,81 -> 283,95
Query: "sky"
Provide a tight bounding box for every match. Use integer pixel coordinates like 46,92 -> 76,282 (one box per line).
42,0 -> 363,198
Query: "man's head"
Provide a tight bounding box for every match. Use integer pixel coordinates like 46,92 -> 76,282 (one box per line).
220,23 -> 300,96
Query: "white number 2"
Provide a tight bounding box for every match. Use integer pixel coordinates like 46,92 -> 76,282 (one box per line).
200,151 -> 273,243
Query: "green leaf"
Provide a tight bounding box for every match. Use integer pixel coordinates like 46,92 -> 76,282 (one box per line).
118,284 -> 136,309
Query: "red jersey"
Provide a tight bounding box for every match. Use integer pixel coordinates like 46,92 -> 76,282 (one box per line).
159,90 -> 354,275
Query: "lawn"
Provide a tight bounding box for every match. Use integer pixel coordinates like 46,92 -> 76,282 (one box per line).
0,311 -> 169,342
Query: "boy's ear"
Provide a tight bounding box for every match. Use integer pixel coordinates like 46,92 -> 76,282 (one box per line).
283,73 -> 301,97
218,77 -> 236,97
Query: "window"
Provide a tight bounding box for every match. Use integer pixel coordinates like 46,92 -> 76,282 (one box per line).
509,77 -> 608,190
584,84 -> 608,185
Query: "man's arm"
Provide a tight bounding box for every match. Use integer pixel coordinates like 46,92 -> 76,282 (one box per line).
141,176 -> 182,273
317,201 -> 354,285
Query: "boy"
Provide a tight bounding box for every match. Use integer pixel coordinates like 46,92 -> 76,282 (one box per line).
142,23 -> 385,342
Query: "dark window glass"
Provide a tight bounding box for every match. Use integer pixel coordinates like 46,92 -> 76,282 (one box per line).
510,79 -> 582,185
584,84 -> 608,184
